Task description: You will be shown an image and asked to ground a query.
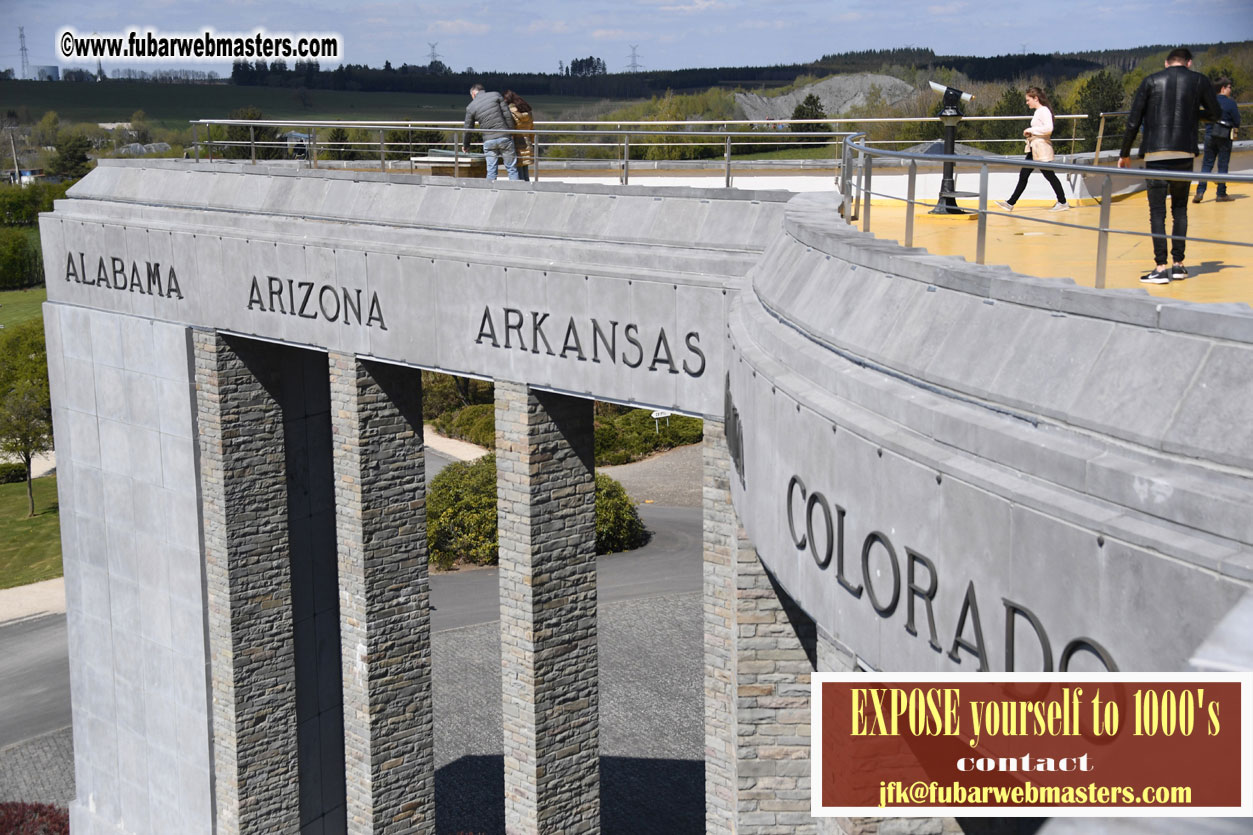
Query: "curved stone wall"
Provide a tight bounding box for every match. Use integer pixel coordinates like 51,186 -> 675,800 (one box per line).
726,193 -> 1253,673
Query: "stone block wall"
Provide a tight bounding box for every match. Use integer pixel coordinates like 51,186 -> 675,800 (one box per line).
495,381 -> 599,834
45,305 -> 213,835
330,355 -> 434,834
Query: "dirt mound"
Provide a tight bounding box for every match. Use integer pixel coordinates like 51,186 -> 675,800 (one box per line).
736,73 -> 916,121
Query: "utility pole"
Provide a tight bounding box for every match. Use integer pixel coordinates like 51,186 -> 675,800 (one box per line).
19,27 -> 30,80
626,45 -> 642,72
427,42 -> 441,64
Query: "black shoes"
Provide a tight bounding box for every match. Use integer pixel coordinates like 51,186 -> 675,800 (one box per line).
1140,266 -> 1171,284
1170,264 -> 1188,280
1216,194 -> 1235,202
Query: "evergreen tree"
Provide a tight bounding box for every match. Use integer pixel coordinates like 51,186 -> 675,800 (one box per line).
789,93 -> 827,132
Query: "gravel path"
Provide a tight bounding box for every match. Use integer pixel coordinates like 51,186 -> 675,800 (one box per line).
600,444 -> 702,508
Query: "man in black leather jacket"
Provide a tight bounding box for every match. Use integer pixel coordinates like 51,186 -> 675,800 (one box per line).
1118,48 -> 1221,284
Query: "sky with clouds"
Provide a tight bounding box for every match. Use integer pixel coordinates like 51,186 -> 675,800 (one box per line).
6,0 -> 1253,76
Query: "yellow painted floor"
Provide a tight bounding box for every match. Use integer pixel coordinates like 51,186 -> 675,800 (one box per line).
861,190 -> 1252,305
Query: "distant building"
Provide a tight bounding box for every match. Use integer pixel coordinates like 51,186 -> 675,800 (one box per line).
33,65 -> 60,81
5,168 -> 45,186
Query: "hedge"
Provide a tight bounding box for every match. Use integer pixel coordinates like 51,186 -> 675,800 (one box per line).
0,462 -> 27,484
433,403 -> 702,467
0,228 -> 44,290
427,454 -> 647,569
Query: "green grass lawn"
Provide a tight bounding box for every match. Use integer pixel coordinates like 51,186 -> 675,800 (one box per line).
734,143 -> 841,160
0,475 -> 62,590
0,286 -> 47,329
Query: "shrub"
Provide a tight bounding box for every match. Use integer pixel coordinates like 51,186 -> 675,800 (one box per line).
593,409 -> 703,466
0,228 -> 44,290
426,455 -> 647,568
595,473 -> 647,554
0,182 -> 72,226
431,402 -> 495,449
0,462 -> 27,483
0,802 -> 70,834
427,454 -> 499,570
421,371 -> 493,421
432,403 -> 703,466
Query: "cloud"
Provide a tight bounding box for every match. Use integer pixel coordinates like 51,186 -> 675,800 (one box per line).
526,20 -> 572,33
658,0 -> 730,10
737,19 -> 789,30
926,1 -> 967,14
592,28 -> 630,39
427,19 -> 489,35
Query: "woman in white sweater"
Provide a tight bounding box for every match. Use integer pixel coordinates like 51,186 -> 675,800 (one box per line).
996,87 -> 1069,212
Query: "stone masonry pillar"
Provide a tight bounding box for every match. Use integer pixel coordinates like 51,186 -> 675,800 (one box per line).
703,420 -> 738,833
329,355 -> 435,834
195,331 -> 300,833
495,381 -> 599,834
704,421 -> 818,834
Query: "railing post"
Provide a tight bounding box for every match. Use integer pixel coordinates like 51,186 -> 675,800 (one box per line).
1095,174 -> 1113,289
841,140 -> 853,223
310,127 -> 317,168
976,164 -> 989,265
905,160 -> 917,248
193,124 -> 199,162
725,134 -> 732,188
861,152 -> 872,234
207,126 -> 214,162
1070,117 -> 1078,156
454,131 -> 461,178
534,135 -> 541,183
379,129 -> 386,172
410,127 -> 415,174
1093,115 -> 1107,165
249,125 -> 256,165
622,133 -> 631,186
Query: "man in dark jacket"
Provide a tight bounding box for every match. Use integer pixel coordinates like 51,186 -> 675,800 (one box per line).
1119,48 -> 1221,284
1193,77 -> 1241,203
463,84 -> 519,181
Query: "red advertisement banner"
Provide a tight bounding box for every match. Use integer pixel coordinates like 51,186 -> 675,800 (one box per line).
813,673 -> 1253,816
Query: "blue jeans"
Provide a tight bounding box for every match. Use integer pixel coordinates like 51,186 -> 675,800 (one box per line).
482,137 -> 519,181
1195,136 -> 1232,198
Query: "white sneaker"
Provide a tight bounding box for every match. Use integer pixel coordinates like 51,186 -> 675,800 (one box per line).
1048,202 -> 1070,212
995,200 -> 1014,211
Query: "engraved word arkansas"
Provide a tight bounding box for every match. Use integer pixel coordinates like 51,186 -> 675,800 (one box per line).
475,306 -> 705,377
64,252 -> 184,299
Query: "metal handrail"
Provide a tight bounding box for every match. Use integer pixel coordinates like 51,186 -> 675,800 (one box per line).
1093,101 -> 1252,162
186,113 -> 1089,170
842,131 -> 1253,289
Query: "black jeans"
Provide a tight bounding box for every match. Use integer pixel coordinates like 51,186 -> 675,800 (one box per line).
1195,136 -> 1232,197
1145,158 -> 1193,265
1006,151 -> 1067,205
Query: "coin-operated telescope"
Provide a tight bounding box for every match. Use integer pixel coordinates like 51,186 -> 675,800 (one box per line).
927,81 -> 975,214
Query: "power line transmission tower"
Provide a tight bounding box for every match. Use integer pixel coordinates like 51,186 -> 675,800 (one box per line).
19,27 -> 30,80
626,45 -> 643,72
427,42 -> 441,64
